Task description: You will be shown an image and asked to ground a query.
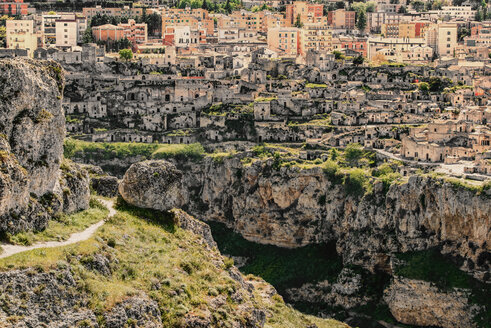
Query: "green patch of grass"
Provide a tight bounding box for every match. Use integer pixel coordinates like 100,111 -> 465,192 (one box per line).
151,143 -> 204,161
305,83 -> 328,88
5,198 -> 109,246
208,221 -> 343,294
64,138 -> 205,162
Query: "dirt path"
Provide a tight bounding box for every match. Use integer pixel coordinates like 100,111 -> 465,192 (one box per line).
0,199 -> 116,260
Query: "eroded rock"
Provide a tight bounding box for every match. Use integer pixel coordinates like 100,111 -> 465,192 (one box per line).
383,277 -> 478,328
119,160 -> 185,211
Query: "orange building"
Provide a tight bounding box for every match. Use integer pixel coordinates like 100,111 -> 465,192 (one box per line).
267,27 -> 300,56
92,24 -> 124,42
285,1 -> 323,26
332,37 -> 367,57
161,8 -> 213,36
0,0 -> 28,16
327,9 -> 355,30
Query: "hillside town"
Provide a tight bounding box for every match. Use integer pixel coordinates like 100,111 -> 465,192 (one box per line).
0,0 -> 490,179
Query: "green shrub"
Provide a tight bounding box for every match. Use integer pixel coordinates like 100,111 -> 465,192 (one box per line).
344,168 -> 368,197
344,143 -> 364,167
322,160 -> 342,184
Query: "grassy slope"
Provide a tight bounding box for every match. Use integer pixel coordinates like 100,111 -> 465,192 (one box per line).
4,198 -> 109,246
64,138 -> 205,162
0,201 -> 348,328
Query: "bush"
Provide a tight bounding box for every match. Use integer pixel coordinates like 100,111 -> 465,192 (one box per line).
345,168 -> 368,197
322,160 -> 341,184
344,143 -> 364,167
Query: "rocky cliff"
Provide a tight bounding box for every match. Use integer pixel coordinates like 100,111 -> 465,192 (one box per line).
172,155 -> 490,283
0,59 -> 89,233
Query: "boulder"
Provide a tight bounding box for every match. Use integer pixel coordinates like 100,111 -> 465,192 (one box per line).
383,277 -> 477,328
119,160 -> 185,211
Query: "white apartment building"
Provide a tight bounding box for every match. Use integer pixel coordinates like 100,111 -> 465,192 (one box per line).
426,23 -> 457,56
367,37 -> 426,59
6,19 -> 39,57
56,19 -> 78,48
42,13 -> 87,48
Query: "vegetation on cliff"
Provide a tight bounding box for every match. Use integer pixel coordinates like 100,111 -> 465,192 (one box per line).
0,199 -> 348,328
2,198 -> 108,246
64,138 -> 205,162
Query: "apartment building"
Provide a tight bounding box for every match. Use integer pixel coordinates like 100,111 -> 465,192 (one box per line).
328,9 -> 355,30
55,19 -> 78,48
438,6 -> 475,20
332,36 -> 367,57
6,19 -> 38,56
0,0 -> 28,16
382,22 -> 431,38
267,27 -> 300,56
161,8 -> 213,36
300,24 -> 332,55
82,6 -> 143,20
119,19 -> 148,45
367,37 -> 426,59
285,1 -> 323,25
50,14 -> 87,48
367,12 -> 403,33
426,23 -> 457,56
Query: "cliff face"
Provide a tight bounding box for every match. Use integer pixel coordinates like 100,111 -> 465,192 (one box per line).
176,156 -> 490,282
0,59 -> 89,233
383,277 -> 477,328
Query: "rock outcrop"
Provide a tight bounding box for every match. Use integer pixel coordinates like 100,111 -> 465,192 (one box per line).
119,160 -> 185,211
174,156 -> 490,282
0,268 -> 98,327
0,59 -> 89,233
383,277 -> 477,328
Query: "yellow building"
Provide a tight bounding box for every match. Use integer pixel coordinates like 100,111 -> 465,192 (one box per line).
267,27 -> 300,56
300,23 -> 332,55
6,20 -> 39,57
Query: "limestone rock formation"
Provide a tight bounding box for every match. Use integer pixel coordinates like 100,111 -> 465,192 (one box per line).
57,160 -> 90,213
0,268 -> 98,327
286,268 -> 371,310
171,208 -> 217,249
119,160 -> 185,211
175,155 -> 490,282
0,59 -> 90,233
104,296 -> 162,328
383,277 -> 477,328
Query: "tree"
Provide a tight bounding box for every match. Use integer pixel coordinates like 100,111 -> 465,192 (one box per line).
294,14 -> 303,27
356,10 -> 367,31
344,143 -> 364,167
82,27 -> 93,44
0,26 -> 5,48
353,55 -> 364,65
398,5 -> 407,13
224,0 -> 232,13
475,8 -> 484,21
419,82 -> 429,92
411,0 -> 425,12
119,49 -> 133,61
333,50 -> 344,60
366,1 -> 376,12
202,0 -> 208,10
335,1 -> 345,9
